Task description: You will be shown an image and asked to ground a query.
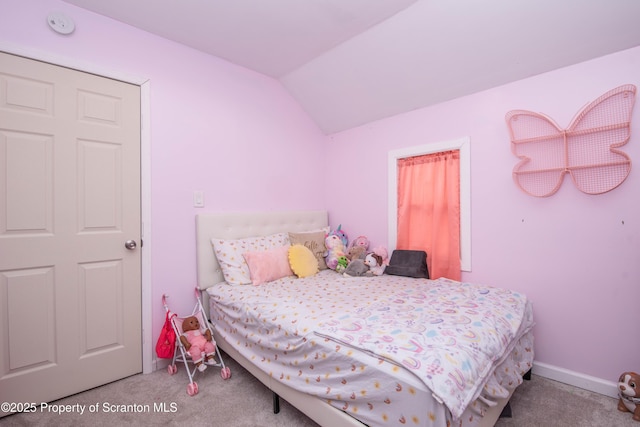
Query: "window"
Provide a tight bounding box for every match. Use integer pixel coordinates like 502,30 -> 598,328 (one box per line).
388,137 -> 471,272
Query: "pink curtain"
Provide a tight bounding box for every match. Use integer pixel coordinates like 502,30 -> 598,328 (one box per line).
397,150 -> 461,280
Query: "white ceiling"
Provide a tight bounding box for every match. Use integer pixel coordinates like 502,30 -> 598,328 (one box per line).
63,0 -> 640,134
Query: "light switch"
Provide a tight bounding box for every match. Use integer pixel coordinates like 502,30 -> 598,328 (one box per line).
193,190 -> 204,208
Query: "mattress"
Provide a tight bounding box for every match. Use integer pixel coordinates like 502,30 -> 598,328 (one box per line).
207,270 -> 534,427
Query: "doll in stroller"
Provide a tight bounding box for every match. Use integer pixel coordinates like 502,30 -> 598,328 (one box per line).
163,291 -> 231,396
180,315 -> 216,372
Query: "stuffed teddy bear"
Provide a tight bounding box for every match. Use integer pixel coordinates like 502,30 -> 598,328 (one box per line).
365,252 -> 386,276
617,371 -> 640,421
180,316 -> 216,372
346,245 -> 366,262
325,234 -> 347,270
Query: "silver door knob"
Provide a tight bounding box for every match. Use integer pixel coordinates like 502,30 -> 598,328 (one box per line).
125,240 -> 137,250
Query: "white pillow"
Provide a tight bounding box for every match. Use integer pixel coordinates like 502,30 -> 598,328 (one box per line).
211,232 -> 289,284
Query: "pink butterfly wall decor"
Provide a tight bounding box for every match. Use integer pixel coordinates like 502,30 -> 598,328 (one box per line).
505,84 -> 636,197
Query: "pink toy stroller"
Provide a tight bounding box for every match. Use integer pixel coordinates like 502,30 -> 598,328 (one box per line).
162,289 -> 231,396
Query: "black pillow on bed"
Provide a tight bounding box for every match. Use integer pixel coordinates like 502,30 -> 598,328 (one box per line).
385,250 -> 429,279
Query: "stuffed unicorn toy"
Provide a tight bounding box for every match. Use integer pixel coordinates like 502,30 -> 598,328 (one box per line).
329,224 -> 348,247
324,234 -> 347,270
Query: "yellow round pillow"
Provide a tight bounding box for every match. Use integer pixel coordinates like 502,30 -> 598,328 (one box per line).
288,244 -> 319,278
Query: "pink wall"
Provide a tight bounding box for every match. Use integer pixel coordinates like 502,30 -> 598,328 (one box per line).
2,0 -> 638,386
1,0 -> 326,354
326,47 -> 640,383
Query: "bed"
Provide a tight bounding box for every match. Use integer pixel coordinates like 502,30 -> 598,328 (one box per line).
195,211 -> 534,427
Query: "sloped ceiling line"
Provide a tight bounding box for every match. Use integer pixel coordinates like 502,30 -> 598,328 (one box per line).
63,0 -> 640,134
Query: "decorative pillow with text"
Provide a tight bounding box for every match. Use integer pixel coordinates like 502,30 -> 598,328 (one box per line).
288,231 -> 328,270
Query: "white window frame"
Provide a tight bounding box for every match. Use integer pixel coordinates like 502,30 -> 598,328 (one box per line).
387,136 -> 471,272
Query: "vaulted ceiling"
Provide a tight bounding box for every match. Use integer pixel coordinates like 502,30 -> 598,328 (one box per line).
63,0 -> 640,134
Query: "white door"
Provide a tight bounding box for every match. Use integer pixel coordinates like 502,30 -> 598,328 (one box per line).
0,52 -> 142,413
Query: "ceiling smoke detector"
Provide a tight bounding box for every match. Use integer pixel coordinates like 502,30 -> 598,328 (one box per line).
47,12 -> 75,35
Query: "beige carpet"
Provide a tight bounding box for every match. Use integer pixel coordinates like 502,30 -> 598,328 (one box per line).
1,353 -> 636,427
495,373 -> 637,427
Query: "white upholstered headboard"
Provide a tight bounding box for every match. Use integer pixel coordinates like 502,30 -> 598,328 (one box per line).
195,210 -> 328,291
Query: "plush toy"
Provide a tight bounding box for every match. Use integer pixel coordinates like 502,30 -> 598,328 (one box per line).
325,234 -> 347,270
180,316 -> 216,372
348,235 -> 370,252
365,252 -> 386,276
343,258 -> 370,277
372,245 -> 389,265
343,253 -> 385,277
335,256 -> 349,273
328,224 -> 348,248
617,371 -> 640,421
346,245 -> 366,262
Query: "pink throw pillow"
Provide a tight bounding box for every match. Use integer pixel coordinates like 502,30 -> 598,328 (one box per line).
243,245 -> 293,285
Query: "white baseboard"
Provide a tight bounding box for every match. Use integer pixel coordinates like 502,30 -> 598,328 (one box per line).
152,357 -> 170,372
532,361 -> 618,399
